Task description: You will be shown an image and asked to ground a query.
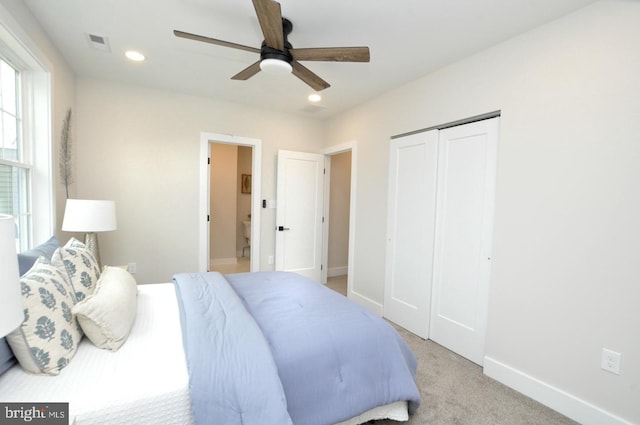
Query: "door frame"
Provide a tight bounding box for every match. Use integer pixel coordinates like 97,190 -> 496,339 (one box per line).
199,132 -> 262,273
323,141 -> 357,296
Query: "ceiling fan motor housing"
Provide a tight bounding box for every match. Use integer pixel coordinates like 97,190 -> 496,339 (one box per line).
260,17 -> 293,63
261,42 -> 293,63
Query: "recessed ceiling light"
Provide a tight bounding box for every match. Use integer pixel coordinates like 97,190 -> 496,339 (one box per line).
125,50 -> 146,62
308,93 -> 322,103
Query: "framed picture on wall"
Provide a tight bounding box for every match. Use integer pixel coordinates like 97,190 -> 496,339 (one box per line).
241,174 -> 252,194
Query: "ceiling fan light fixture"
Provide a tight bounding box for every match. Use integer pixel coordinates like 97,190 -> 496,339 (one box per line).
260,58 -> 292,75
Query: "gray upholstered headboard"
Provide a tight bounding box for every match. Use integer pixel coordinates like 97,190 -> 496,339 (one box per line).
0,236 -> 60,375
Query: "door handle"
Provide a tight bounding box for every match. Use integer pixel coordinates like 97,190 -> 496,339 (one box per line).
278,226 -> 290,231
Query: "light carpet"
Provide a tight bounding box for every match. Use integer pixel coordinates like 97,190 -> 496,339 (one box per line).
374,325 -> 579,425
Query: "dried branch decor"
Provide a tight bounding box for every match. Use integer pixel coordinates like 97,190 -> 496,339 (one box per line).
59,108 -> 73,198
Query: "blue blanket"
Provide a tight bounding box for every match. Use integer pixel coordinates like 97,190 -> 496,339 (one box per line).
173,272 -> 292,424
173,271 -> 420,425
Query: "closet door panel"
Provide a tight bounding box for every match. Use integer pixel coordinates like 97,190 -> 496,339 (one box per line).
384,130 -> 439,339
430,117 -> 498,365
437,135 -> 487,325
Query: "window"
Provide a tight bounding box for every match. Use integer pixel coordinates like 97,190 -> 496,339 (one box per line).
0,13 -> 53,252
0,57 -> 30,250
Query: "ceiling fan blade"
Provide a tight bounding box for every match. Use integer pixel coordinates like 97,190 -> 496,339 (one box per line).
290,47 -> 370,62
231,61 -> 262,80
291,61 -> 330,91
174,30 -> 260,54
252,0 -> 284,51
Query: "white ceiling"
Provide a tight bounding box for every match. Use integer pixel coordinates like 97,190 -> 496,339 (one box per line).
24,0 -> 597,120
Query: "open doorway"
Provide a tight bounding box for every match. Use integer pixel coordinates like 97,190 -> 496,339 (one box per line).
198,132 -> 262,274
325,151 -> 351,296
209,143 -> 252,274
272,144 -> 355,297
321,142 -> 356,299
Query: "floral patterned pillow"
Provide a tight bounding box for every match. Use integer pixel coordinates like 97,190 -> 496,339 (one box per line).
51,238 -> 101,302
6,257 -> 83,375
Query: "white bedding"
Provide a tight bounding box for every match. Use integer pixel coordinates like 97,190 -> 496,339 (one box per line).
0,283 -> 193,425
338,400 -> 409,424
1,280 -> 410,425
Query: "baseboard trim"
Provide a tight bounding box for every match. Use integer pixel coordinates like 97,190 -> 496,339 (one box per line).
349,290 -> 383,316
483,357 -> 634,425
210,257 -> 238,266
328,266 -> 348,277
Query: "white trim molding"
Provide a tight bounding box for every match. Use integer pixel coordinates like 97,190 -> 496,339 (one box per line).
349,291 -> 383,317
484,357 -> 635,425
199,132 -> 262,273
323,141 -> 358,306
327,266 -> 348,277
210,257 -> 238,266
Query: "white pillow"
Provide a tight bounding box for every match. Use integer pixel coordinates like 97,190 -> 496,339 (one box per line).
72,266 -> 138,351
7,257 -> 82,375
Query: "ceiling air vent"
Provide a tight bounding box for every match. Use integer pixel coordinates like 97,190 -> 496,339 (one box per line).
86,33 -> 110,52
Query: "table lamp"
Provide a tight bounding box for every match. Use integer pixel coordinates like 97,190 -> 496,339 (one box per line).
62,199 -> 117,268
0,214 -> 23,338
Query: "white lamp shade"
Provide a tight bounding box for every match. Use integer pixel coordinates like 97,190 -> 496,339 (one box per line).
0,214 -> 23,337
62,199 -> 117,232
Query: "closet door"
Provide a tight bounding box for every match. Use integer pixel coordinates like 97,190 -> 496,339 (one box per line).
429,117 -> 499,365
384,130 -> 439,339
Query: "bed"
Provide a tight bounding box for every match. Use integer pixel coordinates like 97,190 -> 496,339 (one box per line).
175,271 -> 421,425
0,283 -> 193,425
0,238 -> 420,425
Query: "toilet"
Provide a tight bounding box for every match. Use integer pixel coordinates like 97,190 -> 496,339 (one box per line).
242,220 -> 251,257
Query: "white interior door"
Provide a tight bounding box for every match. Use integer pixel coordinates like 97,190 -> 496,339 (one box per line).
275,150 -> 325,282
384,130 -> 439,339
429,117 -> 499,365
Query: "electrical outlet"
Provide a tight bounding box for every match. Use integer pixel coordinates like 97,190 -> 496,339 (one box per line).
601,348 -> 621,375
128,262 -> 137,274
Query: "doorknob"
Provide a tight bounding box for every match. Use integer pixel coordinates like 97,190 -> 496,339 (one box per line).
278,226 -> 290,231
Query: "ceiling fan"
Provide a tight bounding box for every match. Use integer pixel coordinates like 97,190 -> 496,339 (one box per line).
174,0 -> 370,91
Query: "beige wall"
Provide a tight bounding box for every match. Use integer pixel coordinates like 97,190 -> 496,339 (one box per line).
236,146 -> 252,255
328,151 -> 351,274
208,144 -> 252,263
210,143 -> 238,263
74,77 -> 324,283
324,1 -> 639,423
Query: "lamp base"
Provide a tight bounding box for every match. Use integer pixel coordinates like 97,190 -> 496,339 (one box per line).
84,232 -> 102,269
